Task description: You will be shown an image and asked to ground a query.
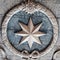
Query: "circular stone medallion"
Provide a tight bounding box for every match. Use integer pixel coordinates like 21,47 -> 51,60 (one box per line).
2,1 -> 58,58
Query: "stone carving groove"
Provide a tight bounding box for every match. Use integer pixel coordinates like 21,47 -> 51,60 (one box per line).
0,47 -> 7,60
52,49 -> 60,60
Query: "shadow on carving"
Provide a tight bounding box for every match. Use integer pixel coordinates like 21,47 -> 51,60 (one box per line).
0,46 -> 8,60
52,49 -> 60,60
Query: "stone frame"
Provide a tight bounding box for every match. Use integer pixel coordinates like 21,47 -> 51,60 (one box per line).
2,2 -> 58,58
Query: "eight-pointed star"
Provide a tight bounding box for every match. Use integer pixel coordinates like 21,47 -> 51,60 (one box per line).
15,18 -> 45,48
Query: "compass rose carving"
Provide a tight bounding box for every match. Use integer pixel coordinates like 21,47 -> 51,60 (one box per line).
2,0 -> 58,58
16,18 -> 46,48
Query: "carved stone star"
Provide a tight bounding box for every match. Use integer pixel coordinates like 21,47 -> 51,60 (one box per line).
16,18 -> 45,48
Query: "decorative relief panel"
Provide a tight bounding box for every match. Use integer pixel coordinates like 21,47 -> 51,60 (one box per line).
1,0 -> 58,60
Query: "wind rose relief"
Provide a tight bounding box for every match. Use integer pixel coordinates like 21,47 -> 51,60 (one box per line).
2,0 -> 58,60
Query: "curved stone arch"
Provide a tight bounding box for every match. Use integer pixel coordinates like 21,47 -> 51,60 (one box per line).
52,49 -> 60,60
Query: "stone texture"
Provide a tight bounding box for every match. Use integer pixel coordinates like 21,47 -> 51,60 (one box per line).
0,0 -> 60,60
56,0 -> 60,4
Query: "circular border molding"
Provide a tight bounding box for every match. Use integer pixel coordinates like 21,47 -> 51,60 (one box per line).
2,2 -> 58,58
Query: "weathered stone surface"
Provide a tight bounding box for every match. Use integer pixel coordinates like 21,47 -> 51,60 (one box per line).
0,0 -> 60,60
